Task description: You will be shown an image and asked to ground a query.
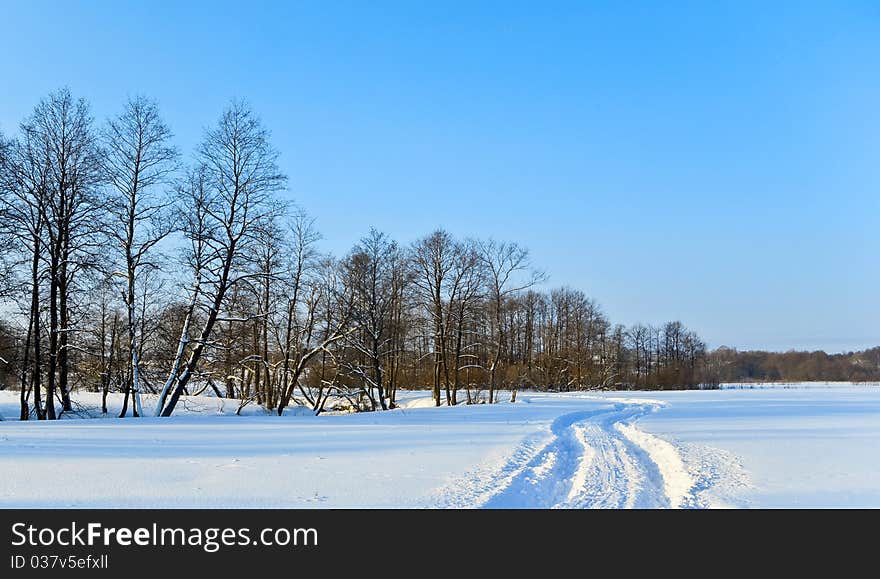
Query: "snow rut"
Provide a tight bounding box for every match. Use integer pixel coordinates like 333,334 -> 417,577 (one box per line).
482,400 -> 695,509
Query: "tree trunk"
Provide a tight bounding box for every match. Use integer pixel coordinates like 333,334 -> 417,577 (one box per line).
433,351 -> 441,407
126,269 -> 143,417
19,301 -> 33,421
18,236 -> 41,421
373,335 -> 387,410
155,270 -> 201,416
99,295 -> 108,414
101,373 -> 109,415
432,276 -> 443,407
225,321 -> 235,399
279,301 -> 294,410
452,307 -> 465,407
30,238 -> 43,420
160,251 -> 232,417
58,248 -> 72,413
262,275 -> 272,409
252,320 -> 261,407
46,249 -> 58,420
118,379 -> 130,418
489,297 -> 503,404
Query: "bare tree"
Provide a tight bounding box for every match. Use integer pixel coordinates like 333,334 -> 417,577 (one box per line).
154,170 -> 208,415
243,215 -> 286,410
1,116 -> 51,421
411,230 -> 457,407
627,323 -> 651,387
478,240 -> 544,403
93,278 -> 122,414
16,90 -> 104,419
0,136 -> 37,420
103,95 -> 178,417
447,240 -> 483,405
0,132 -> 39,420
276,255 -> 353,416
156,100 -> 285,417
340,229 -> 409,410
274,211 -> 320,411
409,232 -> 485,406
384,247 -> 411,408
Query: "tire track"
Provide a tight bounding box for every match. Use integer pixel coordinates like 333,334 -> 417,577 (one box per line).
481,400 -> 692,509
481,408 -> 612,508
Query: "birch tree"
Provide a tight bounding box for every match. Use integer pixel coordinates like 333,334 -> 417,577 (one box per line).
103,96 -> 178,417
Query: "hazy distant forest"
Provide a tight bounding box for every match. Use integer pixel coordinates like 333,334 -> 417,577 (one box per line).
0,91 -> 876,420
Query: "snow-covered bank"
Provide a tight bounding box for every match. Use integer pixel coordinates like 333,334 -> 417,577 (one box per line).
1,384 -> 878,508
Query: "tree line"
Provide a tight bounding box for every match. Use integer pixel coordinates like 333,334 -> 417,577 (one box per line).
0,89 -> 716,420
707,346 -> 880,383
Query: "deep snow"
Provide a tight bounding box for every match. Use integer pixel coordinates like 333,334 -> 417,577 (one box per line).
0,383 -> 878,508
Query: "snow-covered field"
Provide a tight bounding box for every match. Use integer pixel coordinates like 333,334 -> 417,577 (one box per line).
1,383 -> 878,508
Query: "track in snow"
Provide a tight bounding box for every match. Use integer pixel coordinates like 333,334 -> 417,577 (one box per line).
481,401 -> 684,508
431,396 -> 748,509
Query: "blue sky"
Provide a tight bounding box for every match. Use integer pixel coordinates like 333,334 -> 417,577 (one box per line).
1,1 -> 877,352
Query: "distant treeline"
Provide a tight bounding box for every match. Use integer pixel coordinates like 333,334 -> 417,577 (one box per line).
706,347 -> 880,383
